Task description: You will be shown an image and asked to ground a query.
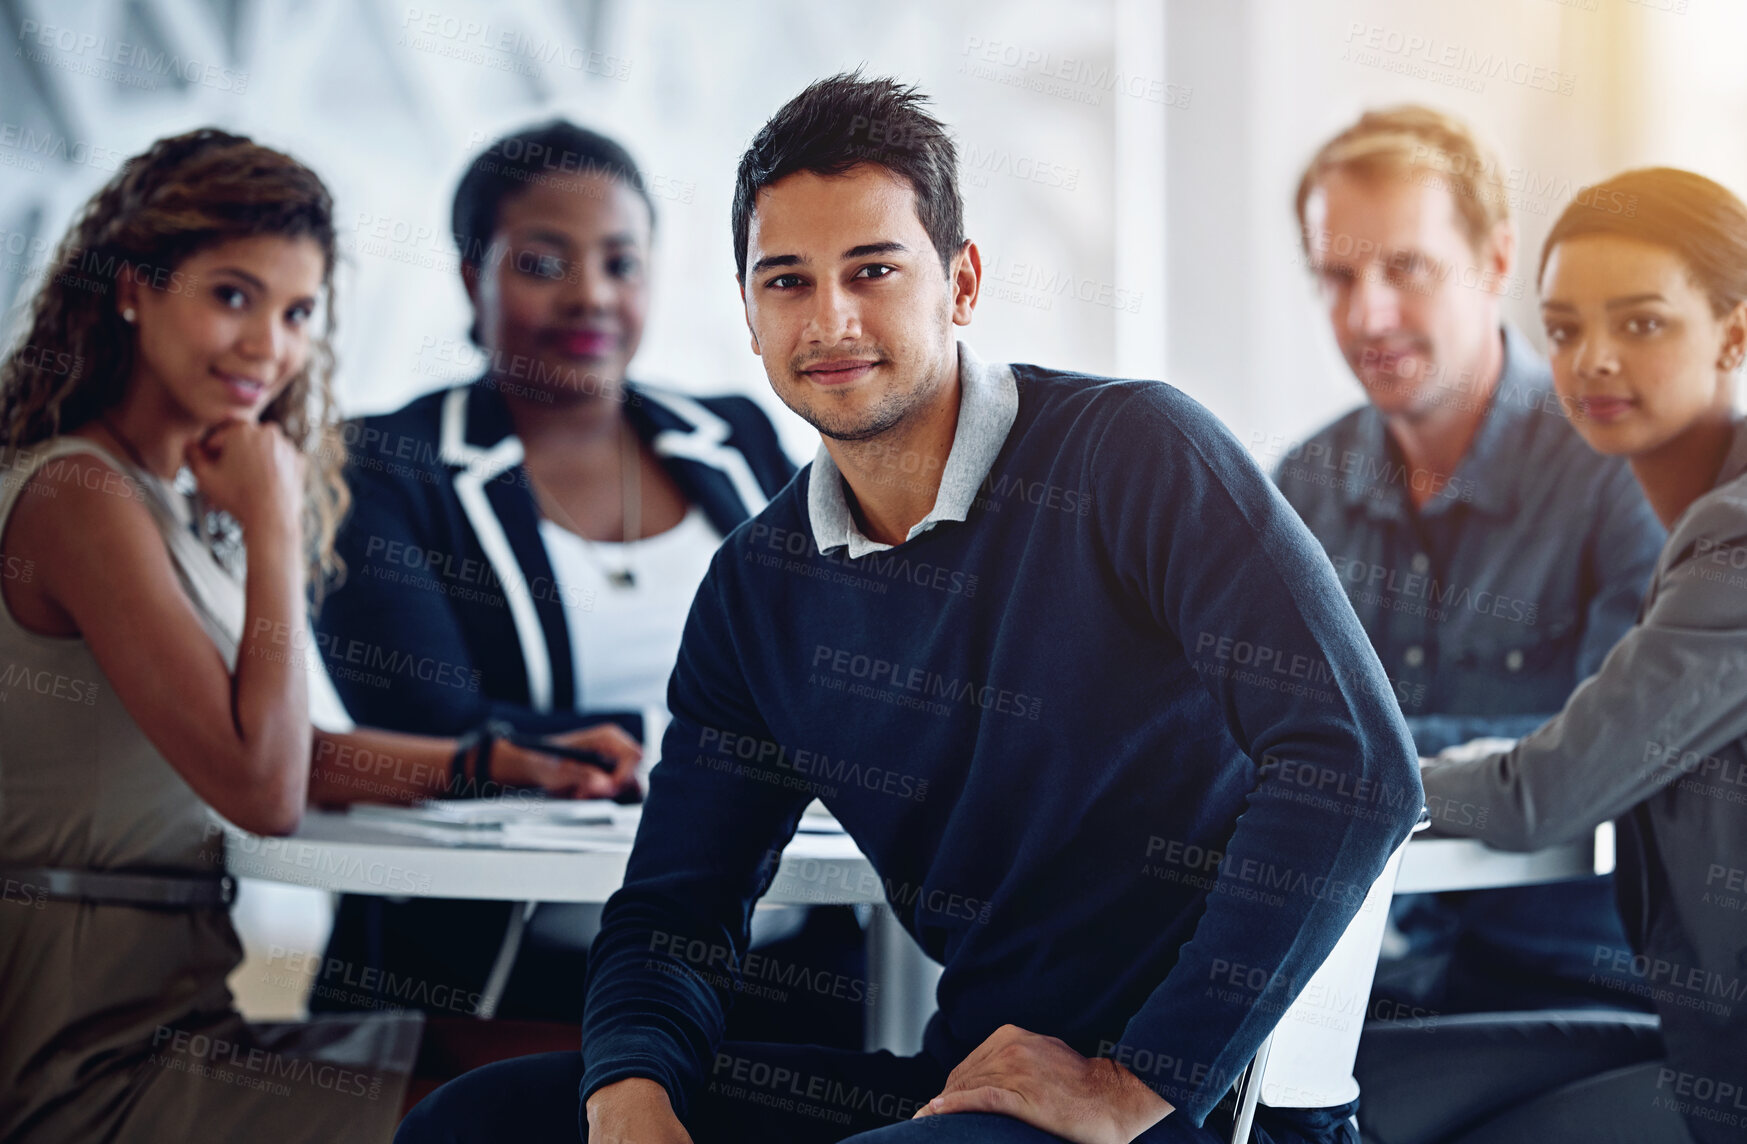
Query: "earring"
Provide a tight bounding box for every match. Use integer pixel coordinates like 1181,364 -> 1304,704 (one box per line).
121,307 -> 136,324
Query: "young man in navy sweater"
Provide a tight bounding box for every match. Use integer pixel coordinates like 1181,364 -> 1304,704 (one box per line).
399,73 -> 1421,1144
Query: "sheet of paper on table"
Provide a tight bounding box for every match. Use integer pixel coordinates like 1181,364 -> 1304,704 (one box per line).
349,797 -> 622,827
343,797 -> 849,850
346,798 -> 639,849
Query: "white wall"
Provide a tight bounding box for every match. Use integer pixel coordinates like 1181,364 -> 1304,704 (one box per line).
4,0 -> 1741,458
0,0 -> 1140,463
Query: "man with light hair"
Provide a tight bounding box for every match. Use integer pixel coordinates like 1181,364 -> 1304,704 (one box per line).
1279,104 -> 1667,1015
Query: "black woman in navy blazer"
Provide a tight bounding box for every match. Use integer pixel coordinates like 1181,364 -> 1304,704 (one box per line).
316,376 -> 794,738
305,121 -> 842,1042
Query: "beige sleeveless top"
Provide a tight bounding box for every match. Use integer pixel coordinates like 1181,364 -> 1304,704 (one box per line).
0,437 -> 251,1130
0,436 -> 246,864
0,437 -> 420,1143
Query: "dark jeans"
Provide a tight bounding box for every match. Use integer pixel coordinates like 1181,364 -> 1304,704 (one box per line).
395,1042 -> 1359,1143
1375,879 -> 1654,1015
1353,1011 -> 1698,1144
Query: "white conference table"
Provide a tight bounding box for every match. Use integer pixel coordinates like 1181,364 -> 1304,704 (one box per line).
226,808 -> 1611,1053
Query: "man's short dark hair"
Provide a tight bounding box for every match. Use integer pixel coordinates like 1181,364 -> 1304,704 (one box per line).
732,71 -> 964,282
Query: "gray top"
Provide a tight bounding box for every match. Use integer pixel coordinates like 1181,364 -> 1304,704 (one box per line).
1421,420 -> 1747,1144
807,341 -> 1019,558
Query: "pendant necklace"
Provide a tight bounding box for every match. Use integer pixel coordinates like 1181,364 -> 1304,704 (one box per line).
533,419 -> 640,590
605,418 -> 639,588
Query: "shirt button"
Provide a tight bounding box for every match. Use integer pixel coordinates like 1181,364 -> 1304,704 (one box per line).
1410,553 -> 1430,574
1505,649 -> 1524,672
1404,646 -> 1425,668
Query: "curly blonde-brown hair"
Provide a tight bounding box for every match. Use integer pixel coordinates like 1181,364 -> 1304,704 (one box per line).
0,127 -> 350,599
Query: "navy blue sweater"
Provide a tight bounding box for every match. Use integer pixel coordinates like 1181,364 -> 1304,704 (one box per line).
580,367 -> 1421,1126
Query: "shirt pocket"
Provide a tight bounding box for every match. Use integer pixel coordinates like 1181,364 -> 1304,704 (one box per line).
1449,608 -> 1581,713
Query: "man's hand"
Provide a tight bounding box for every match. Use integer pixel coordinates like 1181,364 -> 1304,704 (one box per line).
584,1077 -> 694,1143
912,1024 -> 1173,1143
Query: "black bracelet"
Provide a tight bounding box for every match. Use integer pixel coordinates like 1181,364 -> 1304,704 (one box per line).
476,719 -> 518,789
449,729 -> 483,796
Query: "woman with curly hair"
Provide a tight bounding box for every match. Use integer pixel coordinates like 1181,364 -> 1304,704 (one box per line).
0,128 -> 639,1142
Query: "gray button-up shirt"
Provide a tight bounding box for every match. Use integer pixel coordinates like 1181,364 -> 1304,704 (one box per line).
1422,420 -> 1747,1144
1272,326 -> 1666,754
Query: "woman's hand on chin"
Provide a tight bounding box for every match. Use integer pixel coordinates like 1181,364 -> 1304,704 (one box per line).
184,418 -> 306,539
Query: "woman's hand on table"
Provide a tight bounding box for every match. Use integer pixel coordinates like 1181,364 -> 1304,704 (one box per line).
492,723 -> 643,799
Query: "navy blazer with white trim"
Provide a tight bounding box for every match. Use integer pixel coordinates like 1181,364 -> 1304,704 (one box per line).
316,378 -> 797,740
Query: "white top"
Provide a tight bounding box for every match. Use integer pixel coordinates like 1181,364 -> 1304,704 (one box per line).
538,505 -> 722,748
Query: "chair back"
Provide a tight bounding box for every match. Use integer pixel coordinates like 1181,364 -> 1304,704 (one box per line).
1229,811 -> 1428,1141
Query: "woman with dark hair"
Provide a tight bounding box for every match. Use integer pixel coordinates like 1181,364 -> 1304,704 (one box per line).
1357,168 -> 1747,1144
0,129 -> 639,1142
308,121 -> 848,1039
317,120 -> 795,746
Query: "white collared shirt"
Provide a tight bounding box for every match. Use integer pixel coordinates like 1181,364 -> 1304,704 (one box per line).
805,342 -> 1019,559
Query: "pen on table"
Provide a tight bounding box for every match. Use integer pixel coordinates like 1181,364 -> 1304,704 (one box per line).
510,734 -> 645,804
510,736 -> 615,771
